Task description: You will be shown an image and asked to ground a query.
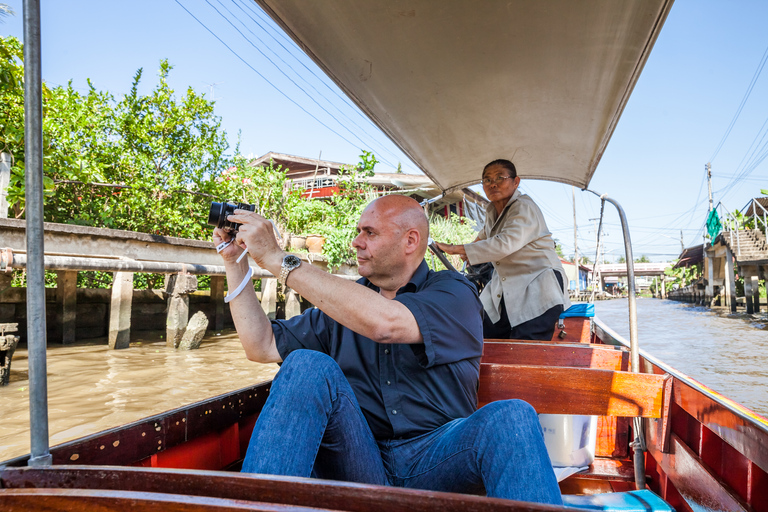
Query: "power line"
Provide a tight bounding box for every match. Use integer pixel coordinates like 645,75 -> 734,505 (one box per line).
217,0 -> 405,167
174,0 -> 406,171
708,42 -> 768,163
201,0 -> 400,168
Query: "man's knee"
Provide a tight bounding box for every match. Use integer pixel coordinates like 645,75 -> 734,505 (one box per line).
474,400 -> 541,434
277,350 -> 345,389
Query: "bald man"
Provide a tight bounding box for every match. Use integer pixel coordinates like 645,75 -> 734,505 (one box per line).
214,195 -> 562,505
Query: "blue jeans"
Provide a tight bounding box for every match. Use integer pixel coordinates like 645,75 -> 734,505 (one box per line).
242,350 -> 562,505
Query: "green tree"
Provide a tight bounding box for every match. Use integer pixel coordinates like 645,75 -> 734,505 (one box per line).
634,255 -> 650,263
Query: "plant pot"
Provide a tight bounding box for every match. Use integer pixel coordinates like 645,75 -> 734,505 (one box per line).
289,235 -> 307,251
305,234 -> 326,254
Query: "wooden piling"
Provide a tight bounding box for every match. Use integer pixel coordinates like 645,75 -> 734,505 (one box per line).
723,246 -> 737,313
210,276 -> 225,331
260,278 -> 277,320
165,272 -> 198,349
56,271 -> 77,344
108,271 -> 134,350
285,288 -> 301,319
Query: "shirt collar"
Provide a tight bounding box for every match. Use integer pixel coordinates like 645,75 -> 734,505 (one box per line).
359,260 -> 430,295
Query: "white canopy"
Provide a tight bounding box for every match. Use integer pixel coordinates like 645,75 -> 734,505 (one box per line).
255,0 -> 673,191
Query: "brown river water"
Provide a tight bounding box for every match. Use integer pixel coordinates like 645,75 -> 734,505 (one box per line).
595,298 -> 768,418
1,298 -> 767,462
0,330 -> 278,462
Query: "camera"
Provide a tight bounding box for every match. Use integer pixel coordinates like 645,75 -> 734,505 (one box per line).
207,201 -> 256,233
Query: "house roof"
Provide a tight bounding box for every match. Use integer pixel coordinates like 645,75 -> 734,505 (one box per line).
248,152 -> 487,206
674,244 -> 705,268
744,197 -> 768,217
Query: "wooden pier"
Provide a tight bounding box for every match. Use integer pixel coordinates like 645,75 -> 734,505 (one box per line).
0,218 -> 358,383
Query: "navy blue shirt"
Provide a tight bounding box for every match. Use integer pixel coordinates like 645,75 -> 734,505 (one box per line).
272,260 -> 484,440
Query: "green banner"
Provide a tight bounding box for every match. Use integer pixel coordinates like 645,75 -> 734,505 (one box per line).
706,209 -> 721,240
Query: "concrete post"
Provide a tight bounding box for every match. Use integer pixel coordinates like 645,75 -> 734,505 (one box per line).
55,271 -> 77,344
166,271 -> 198,348
285,288 -> 301,319
723,246 -> 737,313
706,248 -> 714,305
750,271 -> 760,313
1,325 -> 20,386
260,278 -> 277,320
108,271 -> 134,349
0,152 -> 11,219
660,278 -> 666,299
210,276 -> 225,331
744,267 -> 754,314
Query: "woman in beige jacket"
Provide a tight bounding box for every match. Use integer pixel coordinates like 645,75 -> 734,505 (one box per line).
436,159 -> 570,340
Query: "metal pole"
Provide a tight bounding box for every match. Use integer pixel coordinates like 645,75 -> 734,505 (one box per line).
23,0 -> 52,467
586,189 -> 645,489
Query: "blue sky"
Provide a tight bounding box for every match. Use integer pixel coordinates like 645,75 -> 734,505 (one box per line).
2,1 -> 767,262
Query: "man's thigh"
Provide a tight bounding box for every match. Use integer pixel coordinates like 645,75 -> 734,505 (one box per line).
382,418 -> 485,495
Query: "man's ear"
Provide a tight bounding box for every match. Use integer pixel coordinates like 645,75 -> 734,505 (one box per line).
403,228 -> 421,255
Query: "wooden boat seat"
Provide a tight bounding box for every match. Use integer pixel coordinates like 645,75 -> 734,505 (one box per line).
552,316 -> 593,343
477,363 -> 666,418
482,341 -> 629,371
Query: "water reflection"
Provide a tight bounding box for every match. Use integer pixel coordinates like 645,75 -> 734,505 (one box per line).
595,298 -> 768,417
0,330 -> 278,461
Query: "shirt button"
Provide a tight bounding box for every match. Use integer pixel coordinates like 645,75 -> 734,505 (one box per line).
387,380 -> 391,385
502,277 -> 506,281
496,262 -> 500,265
497,294 -> 501,298
392,410 -> 397,415
384,349 -> 390,354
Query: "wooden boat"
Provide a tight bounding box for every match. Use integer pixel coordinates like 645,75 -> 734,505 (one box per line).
4,1 -> 768,511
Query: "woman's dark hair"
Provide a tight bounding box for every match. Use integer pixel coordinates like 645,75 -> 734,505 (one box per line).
482,159 -> 517,179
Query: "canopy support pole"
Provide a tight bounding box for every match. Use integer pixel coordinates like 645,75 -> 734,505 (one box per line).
23,0 -> 51,467
586,189 -> 645,490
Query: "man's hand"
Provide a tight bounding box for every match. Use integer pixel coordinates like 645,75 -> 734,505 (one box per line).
222,209 -> 284,272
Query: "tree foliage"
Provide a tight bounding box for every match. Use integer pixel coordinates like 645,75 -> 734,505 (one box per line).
1,35 -> 475,286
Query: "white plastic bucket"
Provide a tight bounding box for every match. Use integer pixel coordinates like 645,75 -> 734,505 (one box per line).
538,414 -> 597,467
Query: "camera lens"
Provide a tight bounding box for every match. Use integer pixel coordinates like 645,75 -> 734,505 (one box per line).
208,201 -> 256,233
207,202 -> 230,230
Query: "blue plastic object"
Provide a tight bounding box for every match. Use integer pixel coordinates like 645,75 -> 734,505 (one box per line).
559,303 -> 595,319
562,490 -> 673,511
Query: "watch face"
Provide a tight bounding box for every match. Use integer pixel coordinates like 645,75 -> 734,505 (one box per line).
284,254 -> 301,268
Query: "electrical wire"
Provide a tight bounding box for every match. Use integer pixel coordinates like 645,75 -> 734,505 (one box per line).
201,0 -> 400,168
218,0 -> 406,167
174,0 -> 405,171
708,42 -> 768,163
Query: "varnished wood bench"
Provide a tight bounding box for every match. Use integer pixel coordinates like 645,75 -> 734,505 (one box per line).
477,359 -> 668,488
482,341 -> 629,371
477,363 -> 665,417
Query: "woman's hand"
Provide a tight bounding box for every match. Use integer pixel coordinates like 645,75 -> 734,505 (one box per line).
435,242 -> 469,262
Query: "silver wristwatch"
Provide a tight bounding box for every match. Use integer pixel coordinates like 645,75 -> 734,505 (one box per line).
278,254 -> 302,287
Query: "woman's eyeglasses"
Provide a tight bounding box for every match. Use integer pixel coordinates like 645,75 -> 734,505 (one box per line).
481,176 -> 513,186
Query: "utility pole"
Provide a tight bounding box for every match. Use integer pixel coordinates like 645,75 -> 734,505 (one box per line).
572,186 -> 579,266
706,162 -> 713,212
680,229 -> 684,252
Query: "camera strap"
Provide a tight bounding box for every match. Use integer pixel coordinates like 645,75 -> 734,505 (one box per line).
224,267 -> 254,304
